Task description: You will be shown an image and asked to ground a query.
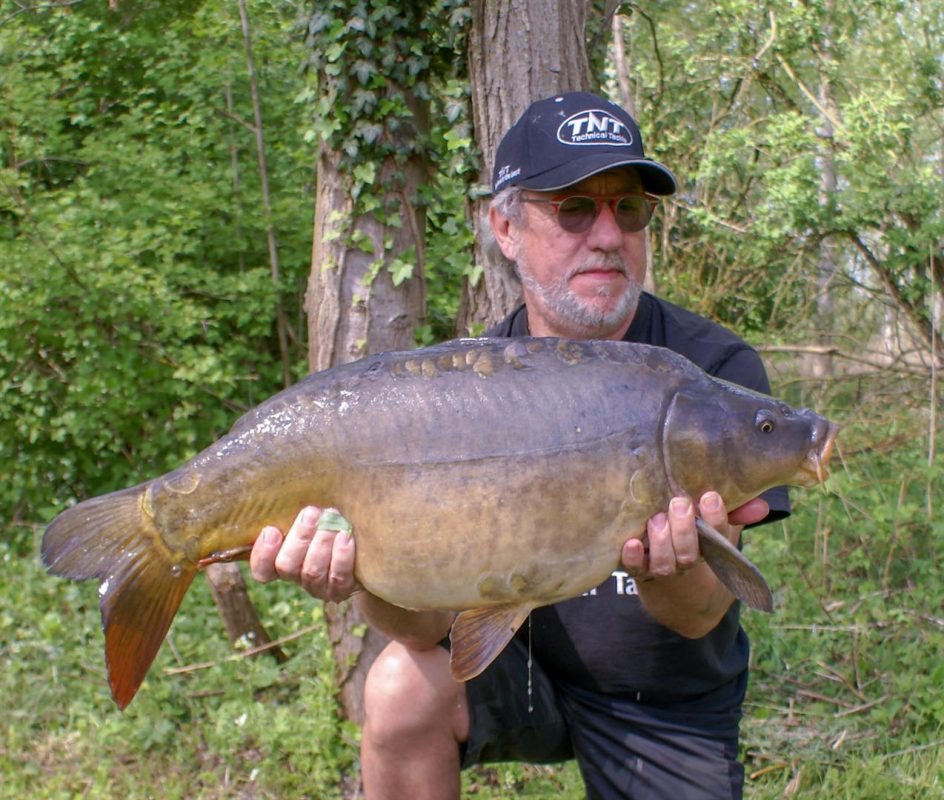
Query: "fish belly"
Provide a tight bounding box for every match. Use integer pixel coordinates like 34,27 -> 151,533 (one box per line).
335,438 -> 659,610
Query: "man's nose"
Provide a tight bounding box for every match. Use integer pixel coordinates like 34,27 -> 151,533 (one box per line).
585,200 -> 625,250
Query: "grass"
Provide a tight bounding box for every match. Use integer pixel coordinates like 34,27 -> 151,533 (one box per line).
2,373 -> 942,798
3,493 -> 941,799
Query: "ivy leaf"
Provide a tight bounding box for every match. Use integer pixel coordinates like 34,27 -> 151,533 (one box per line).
353,59 -> 374,85
352,162 -> 376,186
388,251 -> 416,287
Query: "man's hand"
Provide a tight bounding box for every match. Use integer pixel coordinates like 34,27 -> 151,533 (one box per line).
620,492 -> 770,636
249,505 -> 359,603
250,505 -> 454,647
622,491 -> 769,581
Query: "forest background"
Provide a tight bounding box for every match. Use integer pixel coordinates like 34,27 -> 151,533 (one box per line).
1,0 -> 941,798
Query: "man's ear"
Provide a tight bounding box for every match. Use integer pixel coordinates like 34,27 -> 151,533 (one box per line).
488,204 -> 520,261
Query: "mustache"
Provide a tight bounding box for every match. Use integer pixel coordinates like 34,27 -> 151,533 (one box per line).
566,255 -> 629,280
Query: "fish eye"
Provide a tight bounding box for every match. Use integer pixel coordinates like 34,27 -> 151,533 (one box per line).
755,410 -> 776,434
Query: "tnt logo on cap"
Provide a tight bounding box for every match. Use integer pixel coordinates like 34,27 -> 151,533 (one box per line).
558,109 -> 634,147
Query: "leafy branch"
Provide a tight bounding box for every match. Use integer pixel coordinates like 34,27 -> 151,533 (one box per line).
0,0 -> 87,27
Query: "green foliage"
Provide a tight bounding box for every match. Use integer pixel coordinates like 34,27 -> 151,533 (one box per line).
738,357 -> 944,798
299,0 -> 475,297
419,73 -> 478,342
621,0 -> 944,343
303,0 -> 468,163
2,1 -> 942,798
0,0 -> 314,529
419,153 -> 475,343
0,533 -> 357,798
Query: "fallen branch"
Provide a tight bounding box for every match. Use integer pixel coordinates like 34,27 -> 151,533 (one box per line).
834,695 -> 888,719
796,689 -> 857,709
756,343 -> 935,376
879,738 -> 944,761
772,622 -> 895,633
749,761 -> 791,780
163,623 -> 321,676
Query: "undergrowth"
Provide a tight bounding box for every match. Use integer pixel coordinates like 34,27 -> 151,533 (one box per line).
2,367 -> 941,799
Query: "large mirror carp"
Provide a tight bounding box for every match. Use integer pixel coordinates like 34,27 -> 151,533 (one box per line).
43,337 -> 838,708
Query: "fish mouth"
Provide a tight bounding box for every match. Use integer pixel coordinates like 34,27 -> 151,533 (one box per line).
797,419 -> 840,486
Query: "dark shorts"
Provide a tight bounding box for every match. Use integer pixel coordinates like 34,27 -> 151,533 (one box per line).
457,637 -> 746,800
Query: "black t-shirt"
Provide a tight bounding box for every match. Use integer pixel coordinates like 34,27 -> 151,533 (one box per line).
485,292 -> 790,705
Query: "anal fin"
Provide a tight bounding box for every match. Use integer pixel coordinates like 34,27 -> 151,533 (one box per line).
695,517 -> 773,612
449,603 -> 534,681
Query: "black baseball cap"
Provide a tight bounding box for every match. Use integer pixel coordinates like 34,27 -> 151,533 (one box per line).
492,92 -> 677,196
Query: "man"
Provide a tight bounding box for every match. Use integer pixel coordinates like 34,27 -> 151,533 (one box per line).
250,92 -> 789,799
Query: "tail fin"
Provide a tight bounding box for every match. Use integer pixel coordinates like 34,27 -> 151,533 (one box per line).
42,484 -> 195,709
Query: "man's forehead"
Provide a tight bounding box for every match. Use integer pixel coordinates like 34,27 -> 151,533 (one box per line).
565,166 -> 644,193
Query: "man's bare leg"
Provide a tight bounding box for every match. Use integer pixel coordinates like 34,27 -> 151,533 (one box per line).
361,642 -> 469,800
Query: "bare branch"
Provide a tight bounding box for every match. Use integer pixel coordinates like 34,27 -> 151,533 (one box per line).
674,200 -> 750,234
757,343 -> 934,377
238,0 -> 292,388
211,105 -> 257,136
847,231 -> 944,356
775,53 -> 845,133
0,0 -> 86,27
163,623 -> 323,676
626,4 -> 664,102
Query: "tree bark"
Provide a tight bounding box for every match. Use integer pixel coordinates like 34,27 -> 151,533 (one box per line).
611,10 -> 655,294
305,96 -> 429,725
457,0 -> 592,333
810,1 -> 839,381
205,563 -> 287,662
201,2 -> 293,666
238,0 -> 292,389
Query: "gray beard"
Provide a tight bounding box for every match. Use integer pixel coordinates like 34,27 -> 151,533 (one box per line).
517,254 -> 642,335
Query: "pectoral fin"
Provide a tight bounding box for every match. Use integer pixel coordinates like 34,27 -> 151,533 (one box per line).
695,518 -> 773,612
449,603 -> 534,681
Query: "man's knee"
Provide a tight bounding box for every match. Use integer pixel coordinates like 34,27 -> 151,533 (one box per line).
364,642 -> 467,743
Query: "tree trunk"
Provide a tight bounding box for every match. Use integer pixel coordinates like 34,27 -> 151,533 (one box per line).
810,3 -> 839,381
305,99 -> 429,725
611,10 -> 655,294
238,0 -> 292,389
308,150 -> 426,369
201,2 -> 294,666
205,562 -> 287,662
457,0 -> 592,333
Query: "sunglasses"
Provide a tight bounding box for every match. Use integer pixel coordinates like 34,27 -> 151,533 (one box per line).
520,192 -> 659,234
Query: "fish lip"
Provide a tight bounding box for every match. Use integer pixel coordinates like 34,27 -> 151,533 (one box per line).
797,420 -> 840,485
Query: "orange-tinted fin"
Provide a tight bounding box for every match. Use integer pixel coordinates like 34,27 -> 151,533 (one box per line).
197,545 -> 253,569
42,483 -> 195,709
695,517 -> 773,612
449,602 -> 534,682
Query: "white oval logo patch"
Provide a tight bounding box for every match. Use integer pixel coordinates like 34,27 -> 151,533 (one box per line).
557,109 -> 633,146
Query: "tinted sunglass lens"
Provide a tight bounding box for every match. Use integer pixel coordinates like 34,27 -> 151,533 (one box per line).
555,196 -> 597,233
615,196 -> 651,232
